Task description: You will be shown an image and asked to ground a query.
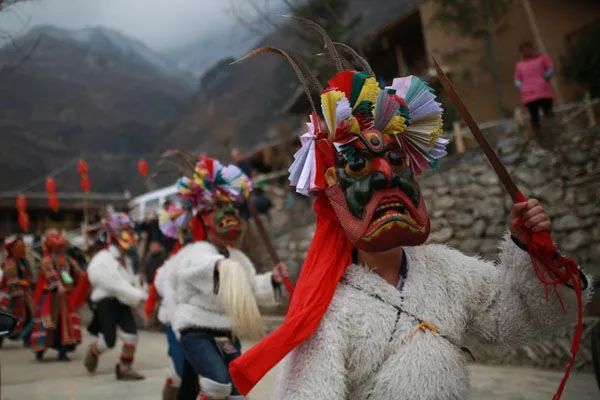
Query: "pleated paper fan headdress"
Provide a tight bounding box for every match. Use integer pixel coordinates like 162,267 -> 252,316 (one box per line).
157,151 -> 252,239
229,18 -> 447,395
176,155 -> 252,212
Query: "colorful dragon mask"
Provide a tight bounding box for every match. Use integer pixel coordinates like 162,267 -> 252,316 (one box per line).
167,155 -> 252,244
105,212 -> 137,251
240,33 -> 447,252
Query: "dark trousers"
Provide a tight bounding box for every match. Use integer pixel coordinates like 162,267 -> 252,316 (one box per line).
177,328 -> 242,400
88,297 -> 136,348
526,98 -> 554,130
166,325 -> 185,378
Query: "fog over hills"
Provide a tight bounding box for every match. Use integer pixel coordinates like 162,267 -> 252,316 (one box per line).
0,25 -> 193,193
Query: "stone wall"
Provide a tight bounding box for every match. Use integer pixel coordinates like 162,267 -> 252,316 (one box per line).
422,126 -> 600,273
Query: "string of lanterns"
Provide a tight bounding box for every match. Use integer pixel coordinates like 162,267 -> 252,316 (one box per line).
14,157 -> 151,232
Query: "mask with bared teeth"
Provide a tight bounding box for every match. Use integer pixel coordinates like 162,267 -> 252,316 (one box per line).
290,70 -> 448,252
175,155 -> 252,244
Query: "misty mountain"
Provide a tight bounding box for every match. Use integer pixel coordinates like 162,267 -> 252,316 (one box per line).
166,34 -> 253,79
0,25 -> 193,193
160,0 -> 420,158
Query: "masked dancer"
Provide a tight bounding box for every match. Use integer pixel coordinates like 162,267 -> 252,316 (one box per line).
229,21 -> 590,400
84,212 -> 147,380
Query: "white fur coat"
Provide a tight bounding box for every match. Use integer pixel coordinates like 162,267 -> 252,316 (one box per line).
153,256 -> 176,325
274,234 -> 591,400
171,241 -> 277,335
87,246 -> 146,307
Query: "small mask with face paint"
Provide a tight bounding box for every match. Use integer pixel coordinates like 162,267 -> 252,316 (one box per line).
174,155 -> 252,244
105,212 -> 137,251
203,201 -> 243,243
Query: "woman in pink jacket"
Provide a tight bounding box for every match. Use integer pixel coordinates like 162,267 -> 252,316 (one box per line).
514,41 -> 555,133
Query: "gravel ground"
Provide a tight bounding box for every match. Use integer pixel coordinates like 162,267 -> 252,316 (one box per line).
1,330 -> 597,399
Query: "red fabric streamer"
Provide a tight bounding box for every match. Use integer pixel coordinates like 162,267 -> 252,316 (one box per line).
282,277 -> 294,298
145,284 -> 158,319
137,159 -> 149,177
68,273 -> 90,310
514,192 -> 584,400
190,216 -> 207,242
230,194 -> 353,395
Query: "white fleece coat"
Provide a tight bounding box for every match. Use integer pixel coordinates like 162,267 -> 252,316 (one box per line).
153,256 -> 176,325
87,246 -> 146,307
274,234 -> 591,400
171,241 -> 278,335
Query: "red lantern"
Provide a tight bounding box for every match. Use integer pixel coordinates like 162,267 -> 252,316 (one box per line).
77,158 -> 88,175
80,174 -> 91,193
45,177 -> 57,194
137,158 -> 149,177
17,211 -> 30,232
16,194 -> 27,213
48,193 -> 59,212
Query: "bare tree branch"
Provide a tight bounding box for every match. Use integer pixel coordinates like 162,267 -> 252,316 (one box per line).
0,33 -> 40,74
227,0 -> 287,37
0,0 -> 39,74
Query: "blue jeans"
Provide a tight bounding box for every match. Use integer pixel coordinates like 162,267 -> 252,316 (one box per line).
165,325 -> 184,379
179,329 -> 241,398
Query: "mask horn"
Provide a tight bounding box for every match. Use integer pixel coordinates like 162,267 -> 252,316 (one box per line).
333,42 -> 374,75
288,16 -> 345,72
232,46 -> 321,116
157,157 -> 193,178
160,149 -> 197,176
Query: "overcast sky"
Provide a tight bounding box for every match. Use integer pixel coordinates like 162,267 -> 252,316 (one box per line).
0,0 -> 284,51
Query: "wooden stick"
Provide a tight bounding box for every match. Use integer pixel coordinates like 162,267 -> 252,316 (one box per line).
453,121 -> 465,154
247,202 -> 294,295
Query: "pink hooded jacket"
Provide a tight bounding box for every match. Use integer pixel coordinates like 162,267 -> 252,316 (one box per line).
514,53 -> 555,104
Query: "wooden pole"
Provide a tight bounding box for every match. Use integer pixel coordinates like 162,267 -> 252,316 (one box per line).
522,0 -> 564,105
247,202 -> 294,296
394,45 -> 406,76
513,106 -> 531,138
453,121 -> 466,153
584,92 -> 597,128
83,194 -> 89,248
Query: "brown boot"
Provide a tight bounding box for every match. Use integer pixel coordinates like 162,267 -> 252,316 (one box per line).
162,381 -> 179,400
83,345 -> 99,373
115,363 -> 145,380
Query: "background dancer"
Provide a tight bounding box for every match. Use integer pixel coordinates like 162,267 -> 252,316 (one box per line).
169,156 -> 289,400
31,229 -> 88,361
84,212 -> 147,380
148,199 -> 207,400
0,235 -> 35,348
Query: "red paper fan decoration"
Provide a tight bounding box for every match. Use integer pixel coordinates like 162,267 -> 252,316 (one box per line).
17,211 -> 30,231
45,177 -> 57,194
16,194 -> 27,213
137,158 -> 149,177
48,194 -> 60,212
77,158 -> 88,175
80,175 -> 91,193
